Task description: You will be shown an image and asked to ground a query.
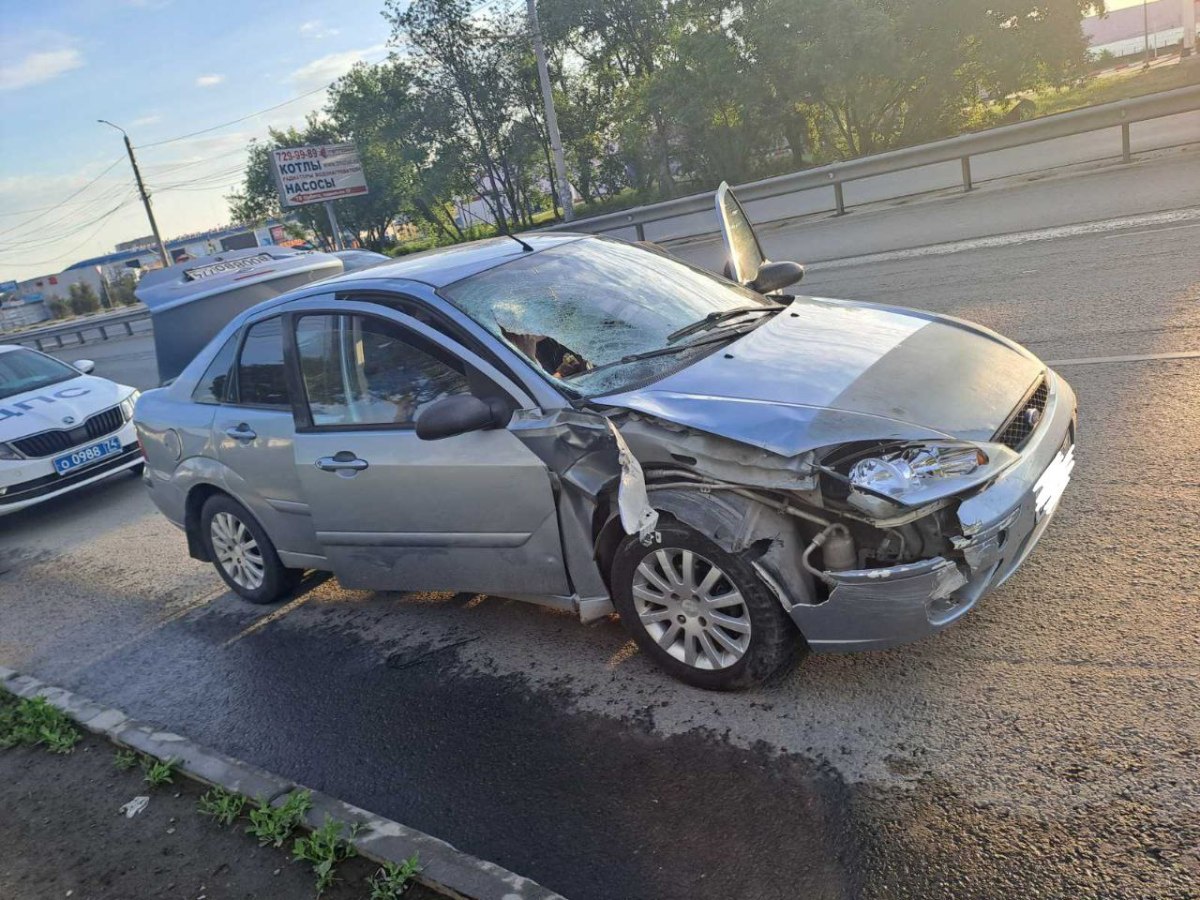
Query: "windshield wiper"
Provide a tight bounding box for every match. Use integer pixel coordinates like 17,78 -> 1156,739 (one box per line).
666,303 -> 784,344
573,328 -> 753,381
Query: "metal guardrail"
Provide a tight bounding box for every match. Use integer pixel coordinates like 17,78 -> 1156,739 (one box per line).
547,84 -> 1200,241
7,307 -> 151,353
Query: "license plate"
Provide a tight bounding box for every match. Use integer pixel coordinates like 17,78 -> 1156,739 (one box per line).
53,436 -> 123,475
1032,441 -> 1075,521
184,253 -> 273,281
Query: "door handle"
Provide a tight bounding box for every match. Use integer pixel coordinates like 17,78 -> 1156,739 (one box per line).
315,453 -> 369,473
225,424 -> 257,441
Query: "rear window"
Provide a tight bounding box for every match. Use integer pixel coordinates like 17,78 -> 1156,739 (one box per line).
191,334 -> 238,405
235,318 -> 289,407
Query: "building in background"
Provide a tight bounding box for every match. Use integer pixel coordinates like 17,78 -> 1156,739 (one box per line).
1084,0 -> 1200,59
0,219 -> 307,331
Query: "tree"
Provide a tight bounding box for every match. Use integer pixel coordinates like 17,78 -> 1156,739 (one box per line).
738,0 -> 1096,159
67,282 -> 101,316
107,272 -> 140,307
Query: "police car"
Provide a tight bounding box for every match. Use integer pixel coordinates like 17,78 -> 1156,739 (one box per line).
0,345 -> 142,515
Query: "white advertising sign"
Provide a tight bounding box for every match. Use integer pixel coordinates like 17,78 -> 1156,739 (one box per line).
271,143 -> 369,208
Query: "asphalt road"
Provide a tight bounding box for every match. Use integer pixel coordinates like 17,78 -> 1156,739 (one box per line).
3,160 -> 1199,899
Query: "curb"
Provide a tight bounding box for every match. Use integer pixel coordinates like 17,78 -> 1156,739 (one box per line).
0,666 -> 565,900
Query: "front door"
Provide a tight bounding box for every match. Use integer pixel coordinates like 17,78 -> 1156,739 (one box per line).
287,302 -> 570,597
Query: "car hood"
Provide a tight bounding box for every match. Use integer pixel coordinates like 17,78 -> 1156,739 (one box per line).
596,296 -> 1045,457
0,374 -> 134,442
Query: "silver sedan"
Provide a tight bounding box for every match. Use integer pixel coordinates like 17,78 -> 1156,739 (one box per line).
134,186 -> 1076,689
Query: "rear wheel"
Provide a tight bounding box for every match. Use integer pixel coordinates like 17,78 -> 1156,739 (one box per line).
200,495 -> 300,604
611,522 -> 801,689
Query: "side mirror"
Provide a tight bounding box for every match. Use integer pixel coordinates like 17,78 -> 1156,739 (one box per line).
73,359 -> 96,374
415,395 -> 509,441
751,260 -> 804,295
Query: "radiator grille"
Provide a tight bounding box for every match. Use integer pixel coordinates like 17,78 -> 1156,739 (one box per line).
995,378 -> 1048,450
11,406 -> 126,458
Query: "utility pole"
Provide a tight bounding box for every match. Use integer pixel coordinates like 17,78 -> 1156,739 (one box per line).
98,120 -> 170,268
526,0 -> 574,222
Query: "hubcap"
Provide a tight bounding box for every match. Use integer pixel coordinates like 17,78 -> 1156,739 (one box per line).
210,511 -> 265,591
632,548 -> 751,670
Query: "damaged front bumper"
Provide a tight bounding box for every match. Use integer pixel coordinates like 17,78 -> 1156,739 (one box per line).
792,371 -> 1078,652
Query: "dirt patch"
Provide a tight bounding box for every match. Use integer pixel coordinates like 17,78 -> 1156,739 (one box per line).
0,734 -> 442,900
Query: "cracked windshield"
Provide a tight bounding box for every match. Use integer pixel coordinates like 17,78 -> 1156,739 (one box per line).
441,238 -> 769,394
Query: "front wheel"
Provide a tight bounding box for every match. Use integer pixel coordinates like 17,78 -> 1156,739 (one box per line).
200,495 -> 301,604
611,522 -> 802,689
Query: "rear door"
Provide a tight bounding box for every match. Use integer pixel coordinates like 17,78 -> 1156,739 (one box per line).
715,181 -> 768,286
213,315 -> 317,556
285,299 -> 570,596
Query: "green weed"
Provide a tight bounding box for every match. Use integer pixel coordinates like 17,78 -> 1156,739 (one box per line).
141,756 -> 178,787
0,695 -> 80,754
198,786 -> 247,826
246,790 -> 312,847
113,749 -> 139,770
292,817 -> 360,894
368,855 -> 421,899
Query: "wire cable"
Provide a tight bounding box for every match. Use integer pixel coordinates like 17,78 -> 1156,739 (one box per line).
0,157 -> 125,239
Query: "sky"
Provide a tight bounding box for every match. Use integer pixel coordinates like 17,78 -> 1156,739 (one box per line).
0,0 -> 397,283
0,0 -> 1161,284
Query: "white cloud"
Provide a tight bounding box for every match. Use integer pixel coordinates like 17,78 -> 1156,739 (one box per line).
299,20 -> 340,39
0,48 -> 84,91
195,74 -> 224,87
131,113 -> 162,127
289,45 -> 385,91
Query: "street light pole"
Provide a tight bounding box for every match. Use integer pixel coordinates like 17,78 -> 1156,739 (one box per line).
98,120 -> 170,268
526,0 -> 574,222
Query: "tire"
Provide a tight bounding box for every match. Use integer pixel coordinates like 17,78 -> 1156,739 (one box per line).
611,521 -> 802,690
200,494 -> 301,605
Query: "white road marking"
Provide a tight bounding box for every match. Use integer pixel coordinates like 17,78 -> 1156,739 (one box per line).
805,207 -> 1200,271
1046,350 -> 1200,367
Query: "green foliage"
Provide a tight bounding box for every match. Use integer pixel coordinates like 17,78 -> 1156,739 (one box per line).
198,786 -> 247,826
0,695 -> 81,754
292,817 -> 360,894
368,855 -> 422,900
47,296 -> 69,319
113,748 -> 139,770
66,282 -> 101,316
229,0 -> 1103,238
141,755 -> 178,787
106,272 -> 140,307
246,789 -> 312,847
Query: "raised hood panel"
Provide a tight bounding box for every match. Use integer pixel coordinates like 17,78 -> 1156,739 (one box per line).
0,375 -> 132,442
597,297 -> 1044,457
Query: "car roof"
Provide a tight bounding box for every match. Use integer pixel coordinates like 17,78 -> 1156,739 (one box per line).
316,233 -> 589,289
0,344 -> 23,354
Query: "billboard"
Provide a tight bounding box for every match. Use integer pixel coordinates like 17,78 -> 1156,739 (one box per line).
270,143 -> 369,208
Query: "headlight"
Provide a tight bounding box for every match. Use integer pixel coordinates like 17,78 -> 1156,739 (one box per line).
839,441 -> 1015,514
849,444 -> 987,499
120,390 -> 141,421
0,442 -> 21,461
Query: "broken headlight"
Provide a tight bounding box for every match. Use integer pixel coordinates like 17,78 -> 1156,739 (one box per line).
849,445 -> 986,499
839,441 -> 1019,515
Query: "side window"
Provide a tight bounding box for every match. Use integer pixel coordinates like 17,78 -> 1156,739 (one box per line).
295,314 -> 470,428
191,333 -> 238,405
236,318 -> 289,407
